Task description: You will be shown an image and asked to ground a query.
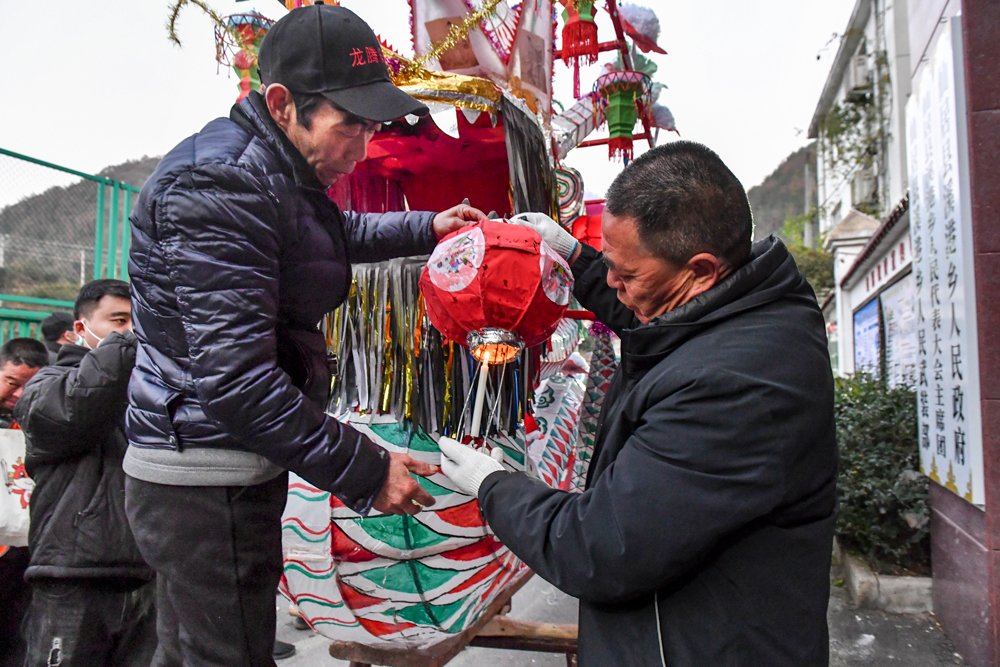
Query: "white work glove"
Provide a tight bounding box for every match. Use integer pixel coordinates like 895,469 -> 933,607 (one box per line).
438,436 -> 506,497
510,212 -> 579,261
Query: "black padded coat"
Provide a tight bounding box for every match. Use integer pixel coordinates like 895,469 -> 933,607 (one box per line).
480,237 -> 838,666
16,335 -> 152,583
126,92 -> 438,512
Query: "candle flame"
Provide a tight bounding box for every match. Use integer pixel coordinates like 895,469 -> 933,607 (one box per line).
472,343 -> 519,364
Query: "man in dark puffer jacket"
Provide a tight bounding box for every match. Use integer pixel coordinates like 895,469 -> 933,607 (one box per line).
16,279 -> 156,667
123,6 -> 485,665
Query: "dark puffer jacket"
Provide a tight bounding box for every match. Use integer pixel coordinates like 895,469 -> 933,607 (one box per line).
480,237 -> 838,666
126,91 -> 438,512
16,335 -> 152,583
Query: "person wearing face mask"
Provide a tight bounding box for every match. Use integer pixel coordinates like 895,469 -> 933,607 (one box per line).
14,279 -> 156,667
440,142 -> 838,667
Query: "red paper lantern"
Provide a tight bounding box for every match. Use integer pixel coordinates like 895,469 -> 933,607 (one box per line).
419,220 -> 574,357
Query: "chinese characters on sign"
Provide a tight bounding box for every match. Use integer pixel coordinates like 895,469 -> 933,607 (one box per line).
907,20 -> 983,504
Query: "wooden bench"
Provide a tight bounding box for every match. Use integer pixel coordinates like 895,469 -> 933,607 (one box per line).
322,569 -> 579,667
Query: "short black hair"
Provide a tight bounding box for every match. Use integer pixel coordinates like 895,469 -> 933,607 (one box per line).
291,91 -> 330,131
0,338 -> 48,369
40,312 -> 74,342
290,90 -> 374,132
604,141 -> 753,270
75,279 -> 131,320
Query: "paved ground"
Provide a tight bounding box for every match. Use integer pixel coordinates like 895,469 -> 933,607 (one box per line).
827,565 -> 965,667
276,568 -> 966,666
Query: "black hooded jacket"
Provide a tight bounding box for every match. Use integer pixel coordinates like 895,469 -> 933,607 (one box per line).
480,237 -> 838,666
125,92 -> 438,511
15,333 -> 152,583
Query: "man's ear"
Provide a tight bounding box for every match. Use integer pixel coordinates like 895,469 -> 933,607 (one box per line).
685,253 -> 722,298
264,84 -> 296,133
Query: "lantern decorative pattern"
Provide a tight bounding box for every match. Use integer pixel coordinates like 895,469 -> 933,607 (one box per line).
527,373 -> 584,490
214,13 -> 274,102
571,321 -> 617,491
280,421 -> 529,650
556,167 -> 586,232
559,0 -> 599,67
420,220 -> 572,351
593,70 -> 652,162
420,219 -> 573,437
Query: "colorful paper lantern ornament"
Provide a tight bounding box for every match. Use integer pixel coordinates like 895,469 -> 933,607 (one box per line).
593,70 -> 652,162
214,13 -> 274,102
559,0 -> 600,98
419,220 -> 574,437
560,0 -> 600,67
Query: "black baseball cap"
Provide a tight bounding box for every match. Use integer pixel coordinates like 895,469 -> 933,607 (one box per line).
258,4 -> 428,123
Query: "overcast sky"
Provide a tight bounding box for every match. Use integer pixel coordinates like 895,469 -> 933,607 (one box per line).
0,0 -> 854,202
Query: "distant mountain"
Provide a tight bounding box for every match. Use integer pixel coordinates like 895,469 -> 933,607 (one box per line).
0,156 -> 160,296
97,156 -> 162,191
748,143 -> 815,242
0,155 -> 161,244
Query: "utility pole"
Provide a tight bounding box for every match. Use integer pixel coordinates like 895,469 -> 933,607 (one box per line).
802,159 -> 816,248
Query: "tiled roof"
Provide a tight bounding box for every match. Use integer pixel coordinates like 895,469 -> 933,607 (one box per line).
839,195 -> 910,288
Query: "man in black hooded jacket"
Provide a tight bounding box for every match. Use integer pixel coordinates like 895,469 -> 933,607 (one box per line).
16,279 -> 156,667
441,142 -> 838,666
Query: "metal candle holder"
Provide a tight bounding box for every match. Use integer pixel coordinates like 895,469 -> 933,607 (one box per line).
466,328 -> 524,438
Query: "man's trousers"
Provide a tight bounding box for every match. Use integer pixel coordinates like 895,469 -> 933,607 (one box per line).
21,578 -> 156,667
0,547 -> 31,667
124,472 -> 288,667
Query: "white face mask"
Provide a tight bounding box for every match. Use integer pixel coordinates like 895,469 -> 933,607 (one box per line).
79,321 -> 105,350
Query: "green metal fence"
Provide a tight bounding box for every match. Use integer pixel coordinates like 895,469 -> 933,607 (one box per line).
0,147 -> 144,343
0,295 -> 75,344
0,308 -> 53,343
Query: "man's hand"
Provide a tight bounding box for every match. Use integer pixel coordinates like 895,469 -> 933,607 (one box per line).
372,453 -> 439,515
433,202 -> 488,239
439,436 -> 506,497
509,212 -> 579,262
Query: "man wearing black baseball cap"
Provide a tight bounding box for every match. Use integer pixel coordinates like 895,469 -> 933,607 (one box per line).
124,5 -> 485,664
258,2 -> 427,123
